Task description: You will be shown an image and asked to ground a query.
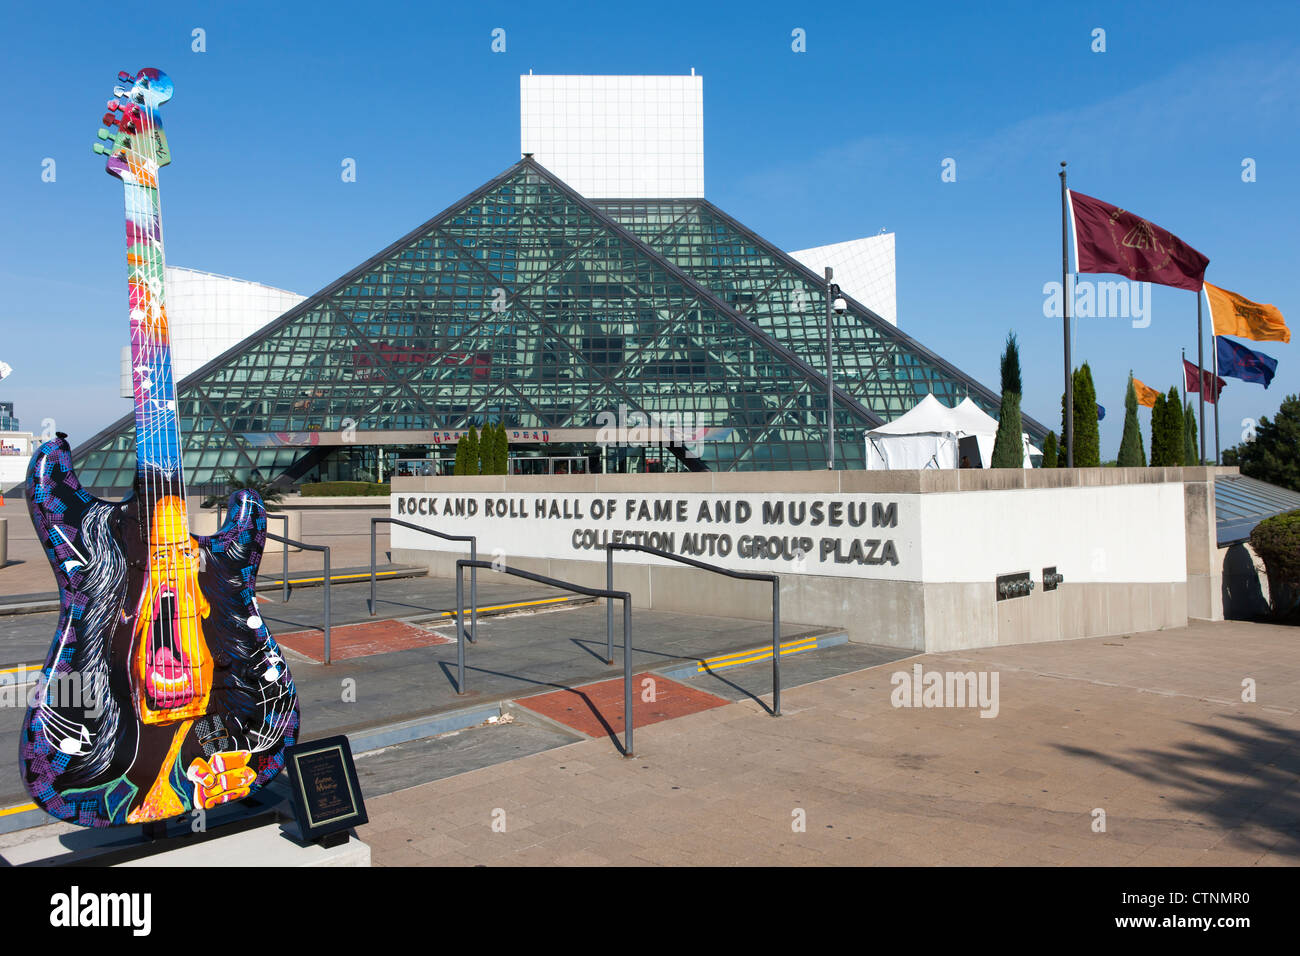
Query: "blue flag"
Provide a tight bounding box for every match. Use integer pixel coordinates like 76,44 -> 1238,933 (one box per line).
1216,336 -> 1278,389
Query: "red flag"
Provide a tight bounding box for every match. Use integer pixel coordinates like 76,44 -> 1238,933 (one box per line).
1069,190 -> 1209,291
1183,358 -> 1225,404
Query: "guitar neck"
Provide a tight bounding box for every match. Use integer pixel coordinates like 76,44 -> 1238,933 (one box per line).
121,164 -> 186,497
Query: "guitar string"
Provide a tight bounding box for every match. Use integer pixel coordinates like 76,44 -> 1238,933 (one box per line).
125,96 -> 173,707
140,77 -> 203,704
129,77 -> 190,708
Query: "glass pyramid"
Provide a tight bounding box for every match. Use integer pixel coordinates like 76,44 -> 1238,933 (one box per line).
71,159 -> 1039,494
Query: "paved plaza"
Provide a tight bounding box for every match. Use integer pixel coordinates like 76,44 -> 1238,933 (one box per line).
356,619 -> 1299,866
3,500 -> 1295,868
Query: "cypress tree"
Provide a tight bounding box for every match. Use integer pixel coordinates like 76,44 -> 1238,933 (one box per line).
1167,388 -> 1185,467
465,425 -> 480,475
991,332 -> 1024,468
1151,387 -> 1186,466
480,421 -> 493,476
1000,330 -> 1022,395
1149,393 -> 1164,465
480,423 -> 495,475
1183,401 -> 1199,465
1073,363 -> 1101,467
1117,372 -> 1146,467
1041,431 -> 1058,468
490,422 -> 505,474
453,434 -> 467,476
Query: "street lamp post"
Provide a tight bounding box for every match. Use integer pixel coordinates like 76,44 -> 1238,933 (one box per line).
825,267 -> 846,470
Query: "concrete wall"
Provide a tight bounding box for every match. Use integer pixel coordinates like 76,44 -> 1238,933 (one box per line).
391,468 -> 1205,652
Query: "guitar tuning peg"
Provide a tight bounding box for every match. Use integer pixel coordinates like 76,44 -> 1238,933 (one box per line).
102,112 -> 119,126
93,142 -> 110,155
117,70 -> 134,82
106,99 -> 123,111
97,127 -> 113,140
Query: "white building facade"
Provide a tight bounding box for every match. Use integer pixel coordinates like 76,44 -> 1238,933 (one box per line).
120,267 -> 305,398
521,73 -> 705,199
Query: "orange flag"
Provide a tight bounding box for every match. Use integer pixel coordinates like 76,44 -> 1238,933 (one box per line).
1204,282 -> 1290,343
1132,377 -> 1160,408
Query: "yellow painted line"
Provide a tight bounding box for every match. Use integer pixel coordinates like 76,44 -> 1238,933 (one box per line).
431,596 -> 575,617
0,803 -> 37,818
702,639 -> 811,671
697,638 -> 820,673
0,665 -> 40,677
271,570 -> 414,586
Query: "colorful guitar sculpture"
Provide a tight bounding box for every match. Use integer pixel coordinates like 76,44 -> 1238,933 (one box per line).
20,68 -> 300,827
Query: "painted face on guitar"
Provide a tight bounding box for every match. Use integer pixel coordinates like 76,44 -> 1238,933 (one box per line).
133,496 -> 212,722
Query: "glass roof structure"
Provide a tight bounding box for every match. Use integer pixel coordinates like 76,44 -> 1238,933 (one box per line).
69,158 -> 1043,494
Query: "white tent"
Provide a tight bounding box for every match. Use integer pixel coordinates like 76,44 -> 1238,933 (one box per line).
865,394 -> 1036,469
865,394 -> 967,470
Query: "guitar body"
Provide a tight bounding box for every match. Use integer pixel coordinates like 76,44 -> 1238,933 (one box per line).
21,438 -> 299,827
19,68 -> 299,828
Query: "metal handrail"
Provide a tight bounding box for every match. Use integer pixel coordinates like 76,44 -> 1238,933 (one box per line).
606,543 -> 783,717
267,532 -> 332,665
213,504 -> 291,603
454,559 -> 636,757
368,518 -> 477,642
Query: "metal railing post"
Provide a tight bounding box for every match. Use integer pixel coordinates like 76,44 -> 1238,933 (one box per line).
280,514 -> 289,603
606,542 -> 782,719
772,578 -> 782,717
453,559 -> 631,747
469,540 -> 478,644
322,545 -> 331,665
605,546 -> 615,664
368,517 -> 477,630
455,563 -> 466,694
368,520 -> 377,616
623,599 -> 634,758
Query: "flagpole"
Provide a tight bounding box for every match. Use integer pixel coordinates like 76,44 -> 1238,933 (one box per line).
1180,348 -> 1186,409
1212,332 -> 1221,465
1060,162 -> 1073,467
1196,292 -> 1206,464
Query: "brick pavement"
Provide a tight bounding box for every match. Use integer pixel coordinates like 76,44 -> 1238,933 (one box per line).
358,619 -> 1300,866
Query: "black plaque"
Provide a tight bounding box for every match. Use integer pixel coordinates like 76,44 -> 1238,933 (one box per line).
285,735 -> 368,844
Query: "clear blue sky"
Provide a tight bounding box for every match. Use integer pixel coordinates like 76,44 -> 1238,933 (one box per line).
3,0 -> 1297,458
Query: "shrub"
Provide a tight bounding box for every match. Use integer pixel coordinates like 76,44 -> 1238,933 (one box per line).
1041,431 -> 1058,468
1250,509 -> 1300,620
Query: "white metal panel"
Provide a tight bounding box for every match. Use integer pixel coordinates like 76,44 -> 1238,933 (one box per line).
520,74 -> 704,198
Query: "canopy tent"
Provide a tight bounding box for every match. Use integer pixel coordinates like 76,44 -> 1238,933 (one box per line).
865,394 -> 1036,469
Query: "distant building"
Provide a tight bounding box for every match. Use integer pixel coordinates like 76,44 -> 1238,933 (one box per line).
790,233 -> 898,327
0,403 -> 35,489
119,267 -> 306,398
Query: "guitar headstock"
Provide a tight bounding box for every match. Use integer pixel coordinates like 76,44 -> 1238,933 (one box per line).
94,68 -> 173,184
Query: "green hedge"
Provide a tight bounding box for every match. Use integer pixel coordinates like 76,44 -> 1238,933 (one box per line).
1250,509 -> 1300,619
298,481 -> 391,497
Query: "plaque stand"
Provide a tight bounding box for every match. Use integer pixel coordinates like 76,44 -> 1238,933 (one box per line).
317,830 -> 349,849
